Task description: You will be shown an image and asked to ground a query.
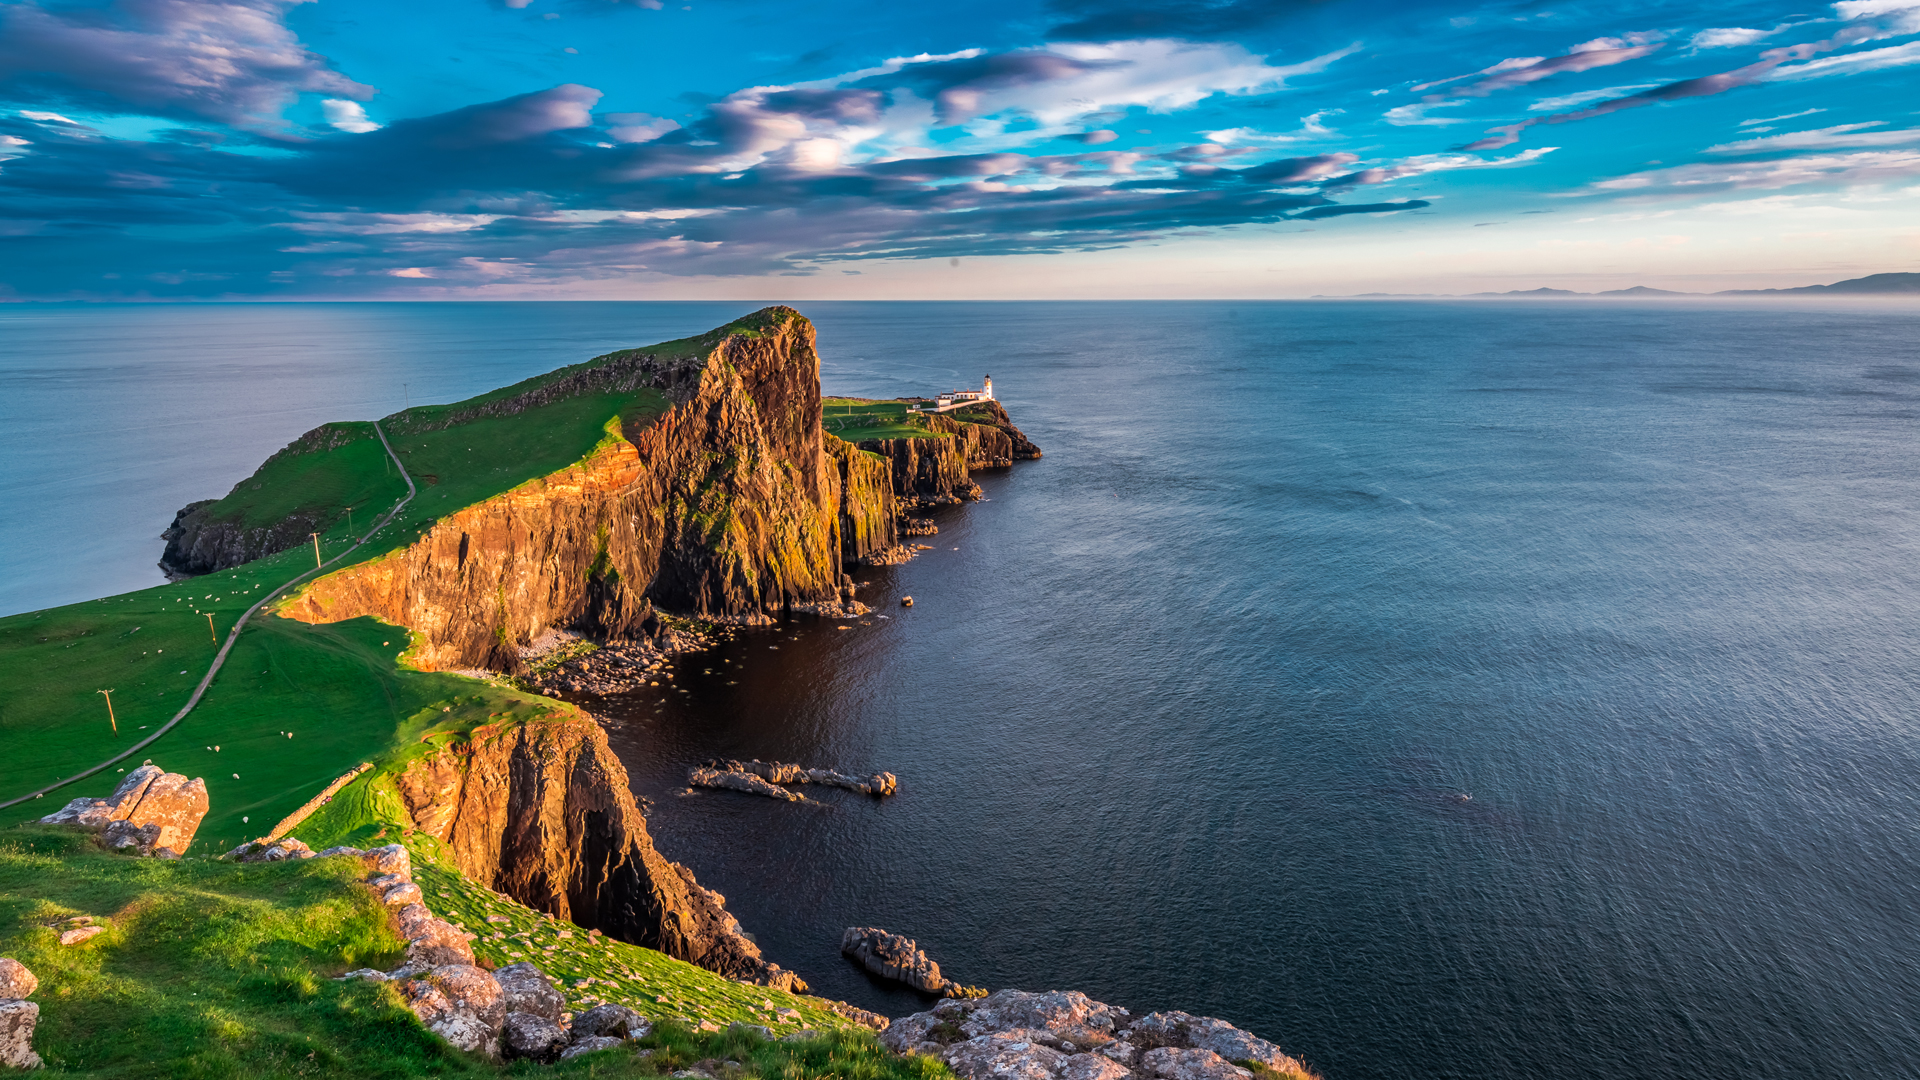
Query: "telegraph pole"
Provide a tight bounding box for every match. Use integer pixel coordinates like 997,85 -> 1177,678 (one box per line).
310,532 -> 322,569
205,612 -> 217,644
98,689 -> 117,734
346,505 -> 354,539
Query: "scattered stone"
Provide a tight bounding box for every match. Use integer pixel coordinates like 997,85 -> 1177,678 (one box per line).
226,837 -> 314,862
504,1011 -> 570,1063
573,1003 -> 650,1040
0,960 -> 35,1000
841,927 -> 978,997
730,1022 -> 774,1040
560,1035 -> 624,1060
0,1000 -> 41,1070
494,963 -> 565,1021
58,925 -> 104,947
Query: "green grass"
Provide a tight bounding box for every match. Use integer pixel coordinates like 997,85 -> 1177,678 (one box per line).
0,827 -> 943,1079
820,400 -> 937,442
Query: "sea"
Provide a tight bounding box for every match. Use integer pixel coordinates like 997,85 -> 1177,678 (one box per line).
3,300 -> 1917,1080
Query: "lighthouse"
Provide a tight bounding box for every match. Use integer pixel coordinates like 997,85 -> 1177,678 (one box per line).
984,374 -> 993,400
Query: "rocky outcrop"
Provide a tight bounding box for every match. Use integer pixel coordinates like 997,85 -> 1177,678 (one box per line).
952,400 -> 1043,460
280,308 -> 847,672
859,435 -> 974,509
686,768 -> 806,802
884,991 -> 1316,1080
390,715 -> 804,992
42,763 -> 209,858
841,927 -> 982,998
694,759 -> 897,798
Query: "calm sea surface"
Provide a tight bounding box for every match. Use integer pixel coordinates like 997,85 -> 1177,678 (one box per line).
4,300 -> 1919,1080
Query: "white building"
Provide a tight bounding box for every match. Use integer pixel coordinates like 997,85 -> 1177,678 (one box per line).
923,375 -> 994,411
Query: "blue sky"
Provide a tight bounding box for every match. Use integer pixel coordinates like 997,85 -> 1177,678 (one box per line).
2,0 -> 1917,298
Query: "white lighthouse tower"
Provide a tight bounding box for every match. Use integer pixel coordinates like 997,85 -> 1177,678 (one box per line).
984,374 -> 993,400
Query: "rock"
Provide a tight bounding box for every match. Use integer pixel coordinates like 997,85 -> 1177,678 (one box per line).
702,759 -> 897,797
573,1003 -> 649,1040
336,968 -> 390,982
944,1030 -> 1069,1080
961,991 -> 1128,1047
0,960 -> 35,1000
841,926 -> 964,996
503,1010 -> 570,1063
730,1022 -> 773,1040
404,918 -> 475,968
782,1030 -> 824,1042
399,980 -> 457,1028
362,844 -> 412,880
367,873 -> 408,892
1063,1053 -> 1133,1080
1124,1012 -> 1309,1077
382,882 -> 425,908
1139,1049 -> 1252,1080
0,1000 -> 40,1070
52,765 -> 209,857
429,1011 -> 500,1058
315,845 -> 366,859
823,1000 -> 889,1031
561,1035 -> 625,1059
420,964 -> 506,1029
686,768 -> 805,802
58,926 -> 104,947
228,837 -> 314,863
493,963 -> 564,1021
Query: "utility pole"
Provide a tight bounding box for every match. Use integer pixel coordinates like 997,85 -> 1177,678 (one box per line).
98,689 -> 117,734
310,532 -> 322,569
205,612 -> 217,644
346,505 -> 354,539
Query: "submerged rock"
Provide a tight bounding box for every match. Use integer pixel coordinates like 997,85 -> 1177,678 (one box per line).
842,926 -> 977,996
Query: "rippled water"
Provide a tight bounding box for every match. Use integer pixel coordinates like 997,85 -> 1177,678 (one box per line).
6,300 -> 1920,1080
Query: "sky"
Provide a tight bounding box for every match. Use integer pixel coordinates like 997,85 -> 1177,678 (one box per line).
1,0 -> 1918,298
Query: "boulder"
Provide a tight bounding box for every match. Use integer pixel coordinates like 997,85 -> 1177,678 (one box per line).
1125,1012 -> 1308,1076
945,1030 -> 1070,1080
315,845 -> 366,859
0,1000 -> 40,1070
0,960 -> 35,1000
429,1011 -> 500,1058
45,765 -> 207,857
503,1011 -> 570,1063
419,964 -> 505,1029
1139,1049 -> 1252,1080
493,963 -> 565,1021
573,1003 -> 649,1040
561,1035 -> 625,1059
382,882 -> 425,908
842,926 -> 972,996
227,837 -> 314,862
404,918 -> 475,967
362,844 -> 411,880
58,926 -> 104,947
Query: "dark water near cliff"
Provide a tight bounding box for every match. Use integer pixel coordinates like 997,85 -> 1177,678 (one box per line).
6,301 -> 1920,1080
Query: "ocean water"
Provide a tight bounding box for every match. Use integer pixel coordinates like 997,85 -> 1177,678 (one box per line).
5,300 -> 1919,1080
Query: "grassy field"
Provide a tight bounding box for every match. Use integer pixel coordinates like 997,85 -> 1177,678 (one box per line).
820,400 -> 938,442
0,826 -> 938,1078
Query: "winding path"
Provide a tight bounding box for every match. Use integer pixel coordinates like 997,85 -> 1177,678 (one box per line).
0,421 -> 417,812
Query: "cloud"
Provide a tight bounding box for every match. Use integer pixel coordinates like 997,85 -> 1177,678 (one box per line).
1706,122 -> 1920,152
1588,149 -> 1920,193
1324,147 -> 1557,187
1384,100 -> 1468,126
1740,107 -> 1826,126
1769,40 -> 1920,78
322,99 -> 379,134
1044,0 -> 1319,40
1414,35 -> 1664,99
284,212 -> 501,235
1690,27 -> 1780,49
604,113 -> 682,143
0,0 -> 373,130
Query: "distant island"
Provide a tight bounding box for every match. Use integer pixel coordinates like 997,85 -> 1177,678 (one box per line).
1314,271 -> 1920,299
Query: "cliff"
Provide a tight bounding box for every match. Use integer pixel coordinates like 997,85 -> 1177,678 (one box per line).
392,715 -> 805,991
278,308 -> 865,671
827,436 -> 899,563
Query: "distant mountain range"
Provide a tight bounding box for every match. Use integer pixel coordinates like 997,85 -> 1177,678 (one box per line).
1316,272 -> 1920,299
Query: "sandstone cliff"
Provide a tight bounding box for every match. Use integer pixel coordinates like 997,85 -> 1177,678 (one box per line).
279,308 -> 866,671
393,715 -> 804,991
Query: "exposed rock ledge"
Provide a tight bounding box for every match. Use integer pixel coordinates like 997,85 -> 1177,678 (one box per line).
690,759 -> 898,800
841,927 -> 983,998
885,990 -> 1317,1080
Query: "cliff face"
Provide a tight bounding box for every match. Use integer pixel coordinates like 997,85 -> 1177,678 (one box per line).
280,308 -> 852,671
394,716 -> 803,991
859,436 -> 975,506
826,437 -> 898,563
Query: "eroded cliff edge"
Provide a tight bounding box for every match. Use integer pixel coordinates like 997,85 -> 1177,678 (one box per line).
392,715 -> 806,992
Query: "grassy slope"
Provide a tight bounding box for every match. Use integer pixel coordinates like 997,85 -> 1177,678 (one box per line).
821,400 -> 935,442
0,827 -> 940,1079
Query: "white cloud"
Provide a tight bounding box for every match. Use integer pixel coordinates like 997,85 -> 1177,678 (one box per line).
1384,100 -> 1468,126
1528,83 -> 1658,111
18,110 -> 78,124
1708,122 -> 1920,153
388,268 -> 432,278
321,99 -> 379,133
285,212 -> 500,235
1691,27 -> 1777,48
1591,149 -> 1920,192
603,113 -> 680,143
1770,40 -> 1920,79
1740,108 -> 1826,126
1832,0 -> 1920,18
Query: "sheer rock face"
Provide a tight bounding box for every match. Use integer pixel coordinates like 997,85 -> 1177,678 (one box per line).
392,715 -> 804,992
827,436 -> 898,563
858,435 -> 973,506
280,308 -> 856,672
